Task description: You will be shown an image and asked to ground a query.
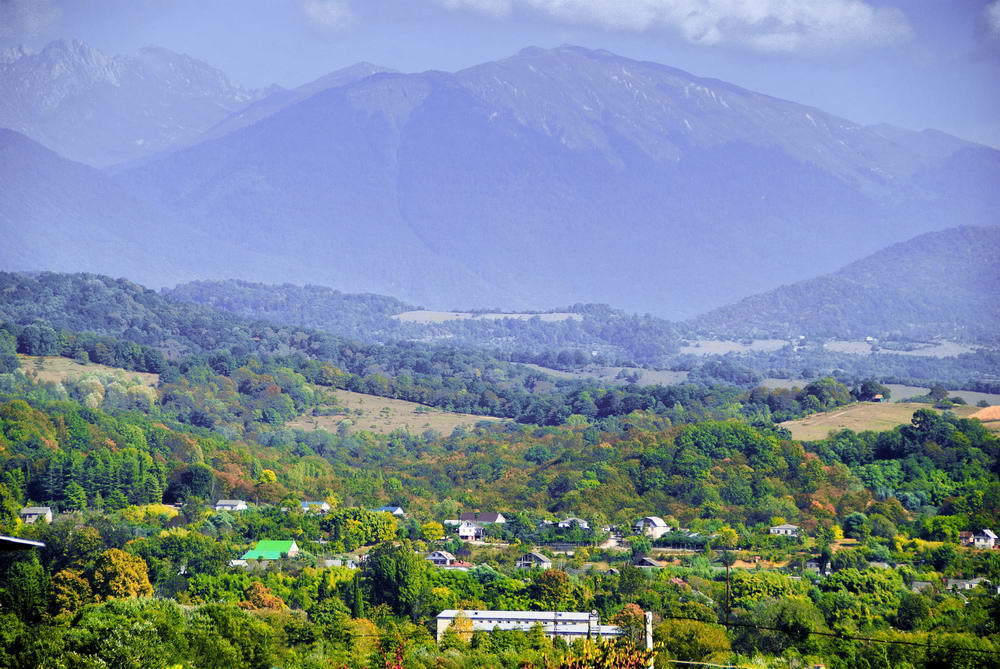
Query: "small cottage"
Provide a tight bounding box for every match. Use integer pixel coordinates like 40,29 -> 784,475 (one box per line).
516,552 -> 553,569
19,506 -> 53,524
241,540 -> 300,560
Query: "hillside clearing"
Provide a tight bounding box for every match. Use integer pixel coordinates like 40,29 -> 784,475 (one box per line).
781,402 -> 980,441
393,310 -> 582,323
17,354 -> 160,387
286,389 -> 503,436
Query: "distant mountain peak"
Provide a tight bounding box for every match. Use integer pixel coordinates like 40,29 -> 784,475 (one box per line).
0,38 -> 259,166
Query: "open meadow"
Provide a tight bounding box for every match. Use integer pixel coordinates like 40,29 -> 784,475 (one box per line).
16,354 -> 160,387
780,401 -> 981,441
286,388 -> 503,436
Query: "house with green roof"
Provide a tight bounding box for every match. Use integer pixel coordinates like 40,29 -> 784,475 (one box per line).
241,540 -> 300,560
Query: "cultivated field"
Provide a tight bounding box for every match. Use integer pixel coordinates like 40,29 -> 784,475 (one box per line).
522,364 -> 689,386
394,310 -> 582,323
679,339 -> 787,355
780,402 -> 980,441
286,389 -> 503,436
17,354 -> 160,387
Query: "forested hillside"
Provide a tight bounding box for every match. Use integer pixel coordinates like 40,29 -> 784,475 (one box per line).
693,226 -> 1000,344
165,280 -> 681,364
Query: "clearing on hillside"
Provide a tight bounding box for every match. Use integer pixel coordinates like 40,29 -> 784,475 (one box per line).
781,402 -> 980,441
17,355 -> 160,387
286,389 -> 503,436
393,310 -> 582,323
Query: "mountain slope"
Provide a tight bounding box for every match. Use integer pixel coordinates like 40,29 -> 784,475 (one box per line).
0,39 -> 258,166
0,130 -> 289,287
690,226 -> 1000,343
116,45 -> 999,317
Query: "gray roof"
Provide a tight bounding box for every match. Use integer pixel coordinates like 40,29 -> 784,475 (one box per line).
636,516 -> 668,527
20,507 -> 51,514
216,499 -> 246,505
979,529 -> 998,539
438,610 -> 592,622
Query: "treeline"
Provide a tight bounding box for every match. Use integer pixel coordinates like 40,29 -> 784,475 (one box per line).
164,280 -> 682,365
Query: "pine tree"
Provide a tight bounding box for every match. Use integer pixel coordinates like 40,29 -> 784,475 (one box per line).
63,481 -> 87,511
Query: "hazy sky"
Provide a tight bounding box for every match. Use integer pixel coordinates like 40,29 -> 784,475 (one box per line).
3,0 -> 1000,147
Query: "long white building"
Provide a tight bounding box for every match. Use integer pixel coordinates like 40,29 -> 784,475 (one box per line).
436,609 -> 622,643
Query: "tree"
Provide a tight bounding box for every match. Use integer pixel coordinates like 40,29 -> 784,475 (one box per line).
63,481 -> 88,511
361,542 -> 429,621
532,569 -> 570,609
421,521 -> 445,541
842,512 -> 871,540
654,620 -> 731,667
90,549 -> 153,601
50,568 -> 92,616
611,604 -> 646,648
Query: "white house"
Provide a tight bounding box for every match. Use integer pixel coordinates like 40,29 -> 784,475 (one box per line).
973,529 -> 997,549
516,552 -> 553,569
374,506 -> 406,517
769,524 -> 800,537
19,506 -> 53,524
557,517 -> 590,530
460,512 -> 506,524
634,516 -> 670,540
456,521 -> 484,541
301,501 -> 331,513
436,610 -> 625,643
215,500 -> 248,512
427,550 -> 457,566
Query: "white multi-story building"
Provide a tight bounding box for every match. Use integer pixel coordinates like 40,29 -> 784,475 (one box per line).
435,609 -> 623,643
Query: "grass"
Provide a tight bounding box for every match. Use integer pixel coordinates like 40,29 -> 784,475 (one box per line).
286,388 -> 503,436
17,354 -> 160,387
780,402 -> 980,441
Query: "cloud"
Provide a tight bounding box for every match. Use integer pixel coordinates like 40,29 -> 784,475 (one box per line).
435,0 -> 913,53
301,0 -> 354,32
0,0 -> 60,39
985,0 -> 1000,41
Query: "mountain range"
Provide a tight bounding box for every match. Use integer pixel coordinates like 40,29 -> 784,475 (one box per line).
1,41 -> 997,319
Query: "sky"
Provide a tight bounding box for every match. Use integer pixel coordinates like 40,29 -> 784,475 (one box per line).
2,0 -> 999,147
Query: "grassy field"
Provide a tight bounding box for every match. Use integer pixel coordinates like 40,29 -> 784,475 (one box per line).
780,402 -> 980,441
17,354 -> 160,387
286,389 -> 503,436
394,310 -> 581,323
522,364 -> 689,386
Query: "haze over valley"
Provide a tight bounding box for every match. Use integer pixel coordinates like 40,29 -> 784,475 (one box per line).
1,3 -> 999,668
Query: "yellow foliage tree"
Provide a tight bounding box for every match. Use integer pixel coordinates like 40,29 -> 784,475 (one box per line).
90,549 -> 153,601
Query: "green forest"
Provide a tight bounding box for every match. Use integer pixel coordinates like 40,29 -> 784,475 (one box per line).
0,271 -> 998,668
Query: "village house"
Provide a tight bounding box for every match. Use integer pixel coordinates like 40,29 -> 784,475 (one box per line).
373,505 -> 406,517
460,512 -> 506,524
516,551 -> 553,570
973,529 -> 997,549
557,517 -> 590,530
769,524 -> 800,537
19,506 -> 53,524
241,539 -> 300,560
427,550 -> 457,566
634,556 -> 665,569
300,501 -> 330,513
455,520 -> 484,541
634,516 -> 670,539
946,577 -> 991,592
214,499 -> 248,512
436,609 -> 633,644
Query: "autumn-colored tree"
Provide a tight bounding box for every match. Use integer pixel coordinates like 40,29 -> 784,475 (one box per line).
90,548 -> 153,601
239,581 -> 286,610
421,521 -> 445,541
611,604 -> 647,649
532,569 -> 570,609
49,568 -> 92,616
